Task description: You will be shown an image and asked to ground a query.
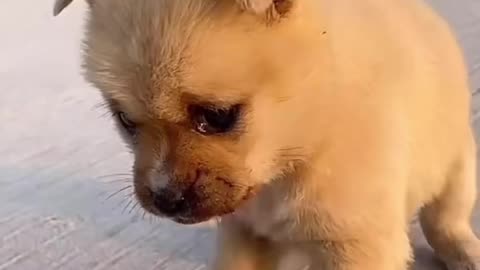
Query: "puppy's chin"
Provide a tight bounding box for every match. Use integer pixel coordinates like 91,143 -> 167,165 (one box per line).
134,180 -> 260,225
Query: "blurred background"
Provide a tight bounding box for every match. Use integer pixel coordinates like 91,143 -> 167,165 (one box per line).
0,0 -> 478,269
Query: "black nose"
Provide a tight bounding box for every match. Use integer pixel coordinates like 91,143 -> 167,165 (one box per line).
152,189 -> 188,217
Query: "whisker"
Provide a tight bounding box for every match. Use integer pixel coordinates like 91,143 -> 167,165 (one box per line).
129,201 -> 139,215
105,185 -> 133,201
113,195 -> 131,211
98,109 -> 114,118
93,101 -> 115,118
122,199 -> 133,214
92,100 -> 110,111
148,214 -> 153,225
136,205 -> 143,217
96,173 -> 133,179
99,178 -> 133,184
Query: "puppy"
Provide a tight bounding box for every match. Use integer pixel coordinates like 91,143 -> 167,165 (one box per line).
55,0 -> 480,269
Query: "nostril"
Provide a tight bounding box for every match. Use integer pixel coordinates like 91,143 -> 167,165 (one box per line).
152,190 -> 186,217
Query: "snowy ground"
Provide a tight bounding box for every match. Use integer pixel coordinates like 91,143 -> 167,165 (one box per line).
0,0 -> 479,269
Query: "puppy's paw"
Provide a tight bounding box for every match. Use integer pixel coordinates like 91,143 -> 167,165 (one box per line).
443,240 -> 480,270
446,260 -> 479,270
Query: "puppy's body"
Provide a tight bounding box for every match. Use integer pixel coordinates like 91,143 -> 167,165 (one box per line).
56,0 -> 479,269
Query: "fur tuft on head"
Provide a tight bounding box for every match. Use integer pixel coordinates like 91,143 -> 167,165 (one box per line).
235,0 -> 294,21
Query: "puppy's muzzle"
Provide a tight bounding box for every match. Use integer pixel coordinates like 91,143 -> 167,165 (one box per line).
139,168 -> 258,224
145,168 -> 221,224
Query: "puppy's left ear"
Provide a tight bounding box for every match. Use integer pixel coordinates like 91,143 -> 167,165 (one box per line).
235,0 -> 294,20
53,0 -> 93,16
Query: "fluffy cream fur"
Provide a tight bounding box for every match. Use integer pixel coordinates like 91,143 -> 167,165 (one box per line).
55,0 -> 480,269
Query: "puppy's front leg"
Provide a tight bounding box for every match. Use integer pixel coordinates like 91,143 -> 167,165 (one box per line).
213,219 -> 278,270
306,232 -> 411,270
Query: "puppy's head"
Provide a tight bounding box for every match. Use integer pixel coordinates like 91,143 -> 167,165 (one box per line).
56,0 -> 329,224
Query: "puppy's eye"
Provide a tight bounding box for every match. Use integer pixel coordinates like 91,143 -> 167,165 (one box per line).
117,111 -> 137,135
190,105 -> 241,135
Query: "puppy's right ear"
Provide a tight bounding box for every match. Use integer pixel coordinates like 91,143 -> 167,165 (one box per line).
53,0 -> 92,16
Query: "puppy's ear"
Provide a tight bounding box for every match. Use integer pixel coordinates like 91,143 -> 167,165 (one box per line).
235,0 -> 294,19
53,0 -> 92,16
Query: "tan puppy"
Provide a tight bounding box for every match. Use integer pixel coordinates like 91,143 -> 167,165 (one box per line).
55,0 -> 480,269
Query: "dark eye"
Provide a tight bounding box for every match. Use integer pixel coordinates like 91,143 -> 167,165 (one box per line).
190,105 -> 241,135
117,111 -> 137,135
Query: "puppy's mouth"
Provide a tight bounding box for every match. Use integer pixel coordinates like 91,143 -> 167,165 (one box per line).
134,174 -> 259,225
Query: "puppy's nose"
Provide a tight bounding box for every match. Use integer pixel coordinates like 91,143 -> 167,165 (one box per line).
152,189 -> 187,217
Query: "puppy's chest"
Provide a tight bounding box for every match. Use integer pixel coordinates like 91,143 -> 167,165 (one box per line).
235,185 -> 302,241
